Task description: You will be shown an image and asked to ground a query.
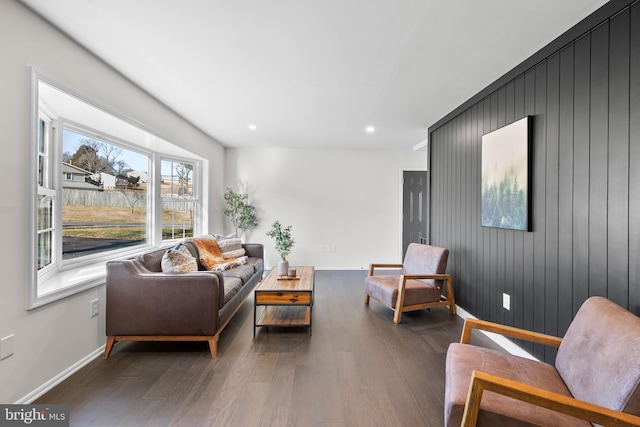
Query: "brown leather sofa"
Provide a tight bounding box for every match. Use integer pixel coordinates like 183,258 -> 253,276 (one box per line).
103,242 -> 264,359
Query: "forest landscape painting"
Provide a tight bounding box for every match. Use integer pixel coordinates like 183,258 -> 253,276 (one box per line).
481,116 -> 531,231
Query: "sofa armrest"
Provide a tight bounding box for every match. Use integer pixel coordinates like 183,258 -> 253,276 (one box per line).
243,243 -> 264,259
460,318 -> 563,348
106,260 -> 223,336
461,370 -> 640,427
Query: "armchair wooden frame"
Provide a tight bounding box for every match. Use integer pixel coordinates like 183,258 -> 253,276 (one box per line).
459,318 -> 640,427
364,263 -> 456,324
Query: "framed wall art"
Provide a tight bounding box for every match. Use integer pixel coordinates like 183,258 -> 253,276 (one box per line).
481,116 -> 532,231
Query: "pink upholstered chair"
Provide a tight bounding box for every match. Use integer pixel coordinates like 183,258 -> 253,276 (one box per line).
445,296 -> 640,426
363,243 -> 456,323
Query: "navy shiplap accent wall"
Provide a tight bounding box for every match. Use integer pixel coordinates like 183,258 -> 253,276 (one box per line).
429,1 -> 640,362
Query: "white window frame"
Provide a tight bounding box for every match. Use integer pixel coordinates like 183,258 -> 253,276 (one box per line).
160,157 -> 200,243
28,69 -> 206,309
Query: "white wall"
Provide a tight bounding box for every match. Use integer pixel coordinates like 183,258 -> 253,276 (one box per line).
225,148 -> 426,269
0,1 -> 225,403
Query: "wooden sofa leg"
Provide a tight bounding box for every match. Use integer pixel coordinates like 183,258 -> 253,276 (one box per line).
103,336 -> 116,359
208,336 -> 219,358
364,294 -> 370,304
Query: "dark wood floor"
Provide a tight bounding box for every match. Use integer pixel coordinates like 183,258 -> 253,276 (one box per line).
36,270 -> 502,427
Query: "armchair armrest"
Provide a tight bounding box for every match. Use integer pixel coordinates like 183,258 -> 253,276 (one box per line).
401,273 -> 450,280
460,318 -> 563,348
368,263 -> 403,276
461,370 -> 640,427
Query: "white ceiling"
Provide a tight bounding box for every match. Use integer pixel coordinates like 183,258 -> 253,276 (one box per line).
20,0 -> 608,151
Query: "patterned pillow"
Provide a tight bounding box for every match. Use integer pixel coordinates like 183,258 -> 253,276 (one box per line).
216,237 -> 246,259
161,244 -> 198,272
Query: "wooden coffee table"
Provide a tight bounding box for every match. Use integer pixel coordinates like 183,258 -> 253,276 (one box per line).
254,266 -> 315,336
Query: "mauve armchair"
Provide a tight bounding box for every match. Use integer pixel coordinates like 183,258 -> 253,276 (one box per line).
445,296 -> 640,426
363,243 -> 456,323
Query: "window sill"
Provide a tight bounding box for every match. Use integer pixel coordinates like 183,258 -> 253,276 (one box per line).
30,244 -> 154,310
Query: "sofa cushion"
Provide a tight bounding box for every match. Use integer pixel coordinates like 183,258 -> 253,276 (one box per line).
445,343 -> 590,427
223,263 -> 255,284
245,257 -> 264,275
161,244 -> 198,273
136,248 -> 167,272
223,276 -> 243,304
556,296 -> 640,416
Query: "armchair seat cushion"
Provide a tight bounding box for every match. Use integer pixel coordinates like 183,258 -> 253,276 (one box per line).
445,344 -> 590,427
364,275 -> 438,307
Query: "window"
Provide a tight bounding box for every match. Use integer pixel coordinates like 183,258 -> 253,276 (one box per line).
37,116 -> 55,272
29,71 -> 206,308
62,127 -> 150,261
161,159 -> 197,240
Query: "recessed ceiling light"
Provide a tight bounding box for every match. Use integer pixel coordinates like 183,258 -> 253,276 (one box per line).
248,124 -> 257,130
365,126 -> 375,133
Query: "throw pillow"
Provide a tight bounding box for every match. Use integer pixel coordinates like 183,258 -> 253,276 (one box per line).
213,232 -> 238,241
161,244 -> 198,273
217,237 -> 246,259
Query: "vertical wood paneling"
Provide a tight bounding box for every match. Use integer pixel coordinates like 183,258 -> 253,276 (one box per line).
464,108 -> 473,309
522,69 -> 536,355
532,62 -> 547,360
573,33 -> 591,316
428,3 -> 640,364
589,21 -> 609,298
545,53 -> 561,362
630,2 -> 640,314
505,81 -> 516,327
513,75 -> 525,332
468,104 -> 482,308
474,102 -> 483,316
558,44 -> 575,335
607,8 -> 630,308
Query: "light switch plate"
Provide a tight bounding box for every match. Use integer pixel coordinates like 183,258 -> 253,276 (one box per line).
502,293 -> 511,310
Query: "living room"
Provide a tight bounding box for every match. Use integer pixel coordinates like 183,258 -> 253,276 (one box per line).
2,0 -> 640,424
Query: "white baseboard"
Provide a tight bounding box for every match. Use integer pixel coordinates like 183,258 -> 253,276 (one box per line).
455,305 -> 538,361
17,345 -> 105,404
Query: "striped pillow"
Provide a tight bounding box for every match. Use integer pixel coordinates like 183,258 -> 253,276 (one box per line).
216,237 -> 246,259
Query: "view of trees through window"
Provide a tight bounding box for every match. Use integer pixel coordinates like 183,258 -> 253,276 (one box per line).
161,159 -> 195,240
62,128 -> 149,259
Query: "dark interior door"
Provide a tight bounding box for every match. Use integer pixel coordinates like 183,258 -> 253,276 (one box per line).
402,170 -> 428,257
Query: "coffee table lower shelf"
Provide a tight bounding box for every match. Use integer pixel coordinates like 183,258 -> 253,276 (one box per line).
254,305 -> 311,334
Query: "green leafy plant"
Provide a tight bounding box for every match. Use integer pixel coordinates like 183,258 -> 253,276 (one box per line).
223,188 -> 258,238
266,220 -> 295,260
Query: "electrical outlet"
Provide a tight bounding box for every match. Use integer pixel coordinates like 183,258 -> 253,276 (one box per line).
90,299 -> 99,318
502,293 -> 511,310
1,334 -> 15,360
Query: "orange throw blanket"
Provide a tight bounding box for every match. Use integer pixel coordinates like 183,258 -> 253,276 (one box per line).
185,236 -> 234,270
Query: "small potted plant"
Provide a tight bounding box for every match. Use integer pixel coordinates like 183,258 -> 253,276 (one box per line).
266,220 -> 295,276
